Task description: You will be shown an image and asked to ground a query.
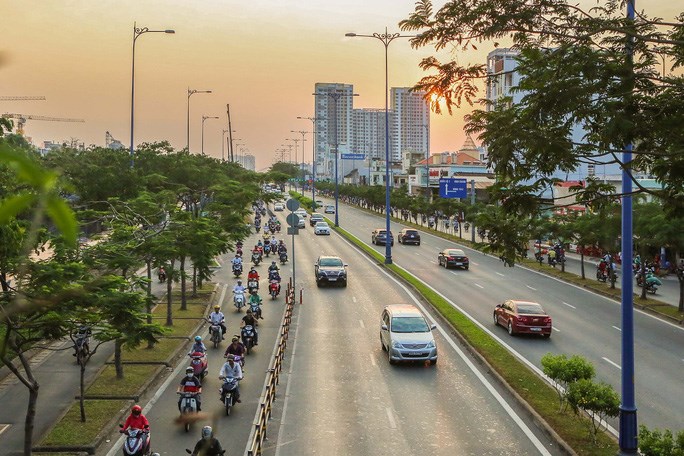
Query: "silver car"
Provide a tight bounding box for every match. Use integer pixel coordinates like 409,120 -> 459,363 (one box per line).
380,304 -> 437,365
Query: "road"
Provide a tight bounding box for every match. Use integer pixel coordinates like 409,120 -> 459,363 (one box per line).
262,206 -> 561,456
313,196 -> 684,432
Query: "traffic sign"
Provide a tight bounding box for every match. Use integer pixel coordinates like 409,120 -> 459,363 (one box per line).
286,198 -> 300,212
287,227 -> 299,235
340,153 -> 365,160
286,213 -> 300,227
438,178 -> 468,199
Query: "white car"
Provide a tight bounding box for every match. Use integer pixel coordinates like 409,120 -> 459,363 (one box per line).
297,216 -> 306,228
314,221 -> 331,235
294,208 -> 307,218
274,203 -> 284,211
324,205 -> 335,214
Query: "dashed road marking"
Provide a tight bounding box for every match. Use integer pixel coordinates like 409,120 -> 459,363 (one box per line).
352,296 -> 357,303
495,272 -> 505,277
562,301 -> 576,309
526,285 -> 537,291
471,261 -> 479,266
0,424 -> 10,436
474,283 -> 484,289
612,326 -> 622,332
553,327 -> 560,332
359,319 -> 365,329
370,353 -> 376,367
385,407 -> 397,429
603,357 -> 622,370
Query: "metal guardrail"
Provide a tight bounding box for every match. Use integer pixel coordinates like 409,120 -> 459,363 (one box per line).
246,279 -> 297,456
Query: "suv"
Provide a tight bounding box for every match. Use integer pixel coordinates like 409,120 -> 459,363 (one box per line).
324,205 -> 335,214
310,212 -> 324,227
314,256 -> 347,287
380,304 -> 437,365
397,228 -> 421,245
371,228 -> 394,246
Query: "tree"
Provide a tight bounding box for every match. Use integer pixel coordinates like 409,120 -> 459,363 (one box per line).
541,352 -> 596,412
399,0 -> 684,254
638,426 -> 684,456
566,379 -> 621,443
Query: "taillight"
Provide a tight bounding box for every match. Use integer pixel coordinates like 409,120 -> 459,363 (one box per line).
544,317 -> 552,324
516,316 -> 528,323
463,257 -> 469,262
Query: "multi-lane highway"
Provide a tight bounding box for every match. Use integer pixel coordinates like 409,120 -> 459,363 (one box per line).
307,197 -> 684,432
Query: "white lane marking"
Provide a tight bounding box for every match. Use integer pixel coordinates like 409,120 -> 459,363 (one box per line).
359,319 -> 365,329
495,272 -> 505,277
612,326 -> 622,332
562,301 -> 576,309
553,327 -> 560,332
332,232 -> 555,454
471,261 -> 479,266
450,271 -> 459,275
352,296 -> 357,303
385,407 -> 398,430
429,260 -> 437,264
370,353 -> 376,367
474,283 -> 484,289
603,357 -> 622,370
526,285 -> 537,291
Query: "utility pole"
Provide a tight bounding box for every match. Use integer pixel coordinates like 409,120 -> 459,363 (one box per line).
227,104 -> 235,162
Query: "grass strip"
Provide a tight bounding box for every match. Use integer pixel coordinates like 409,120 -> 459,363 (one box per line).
86,364 -> 159,396
331,222 -> 619,455
41,400 -> 129,446
120,337 -> 181,363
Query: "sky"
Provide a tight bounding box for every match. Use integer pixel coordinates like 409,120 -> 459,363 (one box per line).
1,1 -> 680,171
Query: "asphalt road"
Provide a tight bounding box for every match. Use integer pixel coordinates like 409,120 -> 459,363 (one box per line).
261,206 -> 561,456
314,196 -> 684,432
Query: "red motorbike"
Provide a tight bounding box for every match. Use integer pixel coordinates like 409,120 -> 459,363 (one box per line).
188,352 -> 208,381
269,280 -> 280,299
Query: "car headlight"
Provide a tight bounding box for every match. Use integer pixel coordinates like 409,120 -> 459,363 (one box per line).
391,340 -> 403,349
426,341 -> 435,348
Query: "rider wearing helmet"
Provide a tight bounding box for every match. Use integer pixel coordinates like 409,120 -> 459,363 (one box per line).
208,305 -> 226,339
241,309 -> 259,345
224,336 -> 246,358
189,336 -> 207,355
190,425 -> 224,456
177,367 -> 202,411
121,404 -> 149,432
233,280 -> 246,295
268,261 -> 279,273
248,267 -> 260,281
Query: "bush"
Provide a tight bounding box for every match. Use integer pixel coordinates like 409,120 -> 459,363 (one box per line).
541,353 -> 595,411
566,379 -> 620,442
639,426 -> 684,456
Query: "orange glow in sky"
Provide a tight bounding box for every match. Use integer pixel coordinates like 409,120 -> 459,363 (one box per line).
1,1 -> 680,170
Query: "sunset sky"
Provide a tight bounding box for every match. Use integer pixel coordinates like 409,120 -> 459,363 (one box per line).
1,1 -> 680,170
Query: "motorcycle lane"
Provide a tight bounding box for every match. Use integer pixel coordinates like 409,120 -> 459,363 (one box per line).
319,197 -> 684,432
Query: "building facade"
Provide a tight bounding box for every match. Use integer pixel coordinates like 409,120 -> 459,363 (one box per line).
390,87 -> 429,163
314,83 -> 354,179
235,154 -> 256,171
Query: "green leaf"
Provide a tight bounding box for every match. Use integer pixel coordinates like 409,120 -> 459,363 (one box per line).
0,145 -> 48,187
46,195 -> 78,247
0,192 -> 36,223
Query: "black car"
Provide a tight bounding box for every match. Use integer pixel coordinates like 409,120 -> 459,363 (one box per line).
398,228 -> 421,245
371,228 -> 394,246
314,256 -> 348,287
310,213 -> 324,227
438,248 -> 470,270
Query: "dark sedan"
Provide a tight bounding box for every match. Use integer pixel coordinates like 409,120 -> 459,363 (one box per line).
397,228 -> 421,245
437,248 -> 469,270
371,229 -> 394,246
314,256 -> 348,287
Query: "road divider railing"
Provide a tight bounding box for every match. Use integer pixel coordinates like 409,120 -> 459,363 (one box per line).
245,278 -> 297,456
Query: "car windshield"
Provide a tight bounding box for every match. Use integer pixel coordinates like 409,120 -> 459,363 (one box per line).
447,249 -> 465,256
316,222 -> 328,227
319,258 -> 343,267
405,230 -> 417,235
516,303 -> 545,315
391,316 -> 429,333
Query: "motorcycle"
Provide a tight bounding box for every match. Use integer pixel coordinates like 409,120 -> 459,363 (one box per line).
249,301 -> 262,320
119,425 -> 151,456
241,325 -> 256,354
236,247 -> 243,256
596,267 -> 609,282
251,252 -> 261,266
264,244 -> 271,257
232,263 -> 242,277
234,291 -> 246,311
158,270 -> 166,283
275,224 -> 281,233
248,278 -> 259,293
255,224 -> 261,233
209,323 -> 222,349
189,352 -> 208,380
279,251 -> 288,264
269,280 -> 280,299
177,391 -> 199,432
636,271 -> 662,294
219,376 -> 240,416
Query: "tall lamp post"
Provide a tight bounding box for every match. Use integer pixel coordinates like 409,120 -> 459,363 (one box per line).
297,117 -> 323,206
130,22 -> 175,167
221,129 -> 229,161
201,115 -> 219,155
291,130 -> 309,193
312,90 -> 358,227
288,137 -> 301,189
345,28 -> 415,264
187,88 -> 212,152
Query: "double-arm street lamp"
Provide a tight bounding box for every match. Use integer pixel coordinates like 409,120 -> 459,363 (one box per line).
201,115 -> 219,155
297,117 -> 324,206
312,90 -> 358,227
291,130 -> 309,194
345,28 -> 415,264
130,22 -> 175,167
187,88 -> 212,152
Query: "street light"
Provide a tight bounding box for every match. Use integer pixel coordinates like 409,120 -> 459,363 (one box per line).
291,129 -> 310,195
130,22 -> 175,167
297,117 -> 324,206
187,88 -> 212,152
288,137 -> 301,187
312,90 -> 358,227
346,28 -> 415,264
201,115 -> 219,155
221,129 -> 229,161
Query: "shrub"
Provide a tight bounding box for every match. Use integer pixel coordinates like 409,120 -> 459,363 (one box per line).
566,379 -> 620,442
638,425 -> 684,456
541,353 -> 595,411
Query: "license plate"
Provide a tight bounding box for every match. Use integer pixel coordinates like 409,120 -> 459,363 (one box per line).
455,262 -> 462,266
530,327 -> 541,331
407,352 -> 426,357
328,278 -> 337,281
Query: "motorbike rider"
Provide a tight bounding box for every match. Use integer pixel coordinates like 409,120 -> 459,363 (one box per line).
224,336 -> 246,358
277,241 -> 287,255
158,266 -> 167,283
248,289 -> 262,310
268,261 -> 280,274
248,267 -> 260,282
177,366 -> 202,411
241,309 -> 259,346
121,404 -> 149,432
190,426 -> 224,456
548,248 -> 556,265
219,354 -> 243,403
598,259 -> 608,278
231,253 -> 243,271
233,280 -> 246,295
208,305 -> 226,339
189,336 -> 207,355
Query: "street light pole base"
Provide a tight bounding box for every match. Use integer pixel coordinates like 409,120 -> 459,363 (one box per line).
618,407 -> 638,454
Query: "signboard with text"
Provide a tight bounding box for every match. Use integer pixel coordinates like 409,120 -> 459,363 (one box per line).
340,153 -> 365,160
438,178 -> 468,199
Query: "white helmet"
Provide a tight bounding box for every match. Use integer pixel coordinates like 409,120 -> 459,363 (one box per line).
201,425 -> 213,439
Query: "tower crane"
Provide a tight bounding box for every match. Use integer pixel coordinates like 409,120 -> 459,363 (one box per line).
1,113 -> 85,136
0,96 -> 46,101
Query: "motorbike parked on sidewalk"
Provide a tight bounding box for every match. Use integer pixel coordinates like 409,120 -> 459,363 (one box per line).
119,425 -> 151,456
189,352 -> 208,381
234,290 -> 246,312
241,325 -> 256,354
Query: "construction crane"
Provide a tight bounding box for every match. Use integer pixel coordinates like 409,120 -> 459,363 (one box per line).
1,113 -> 85,136
0,96 -> 46,101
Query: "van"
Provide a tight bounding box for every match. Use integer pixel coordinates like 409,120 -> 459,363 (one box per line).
380,304 -> 437,365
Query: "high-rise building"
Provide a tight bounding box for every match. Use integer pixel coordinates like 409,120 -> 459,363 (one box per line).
486,48 -> 524,110
390,87 -> 429,162
351,108 -> 391,161
314,83 -> 354,178
235,154 -> 256,171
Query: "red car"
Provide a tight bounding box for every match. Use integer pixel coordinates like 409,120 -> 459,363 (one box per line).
493,300 -> 552,338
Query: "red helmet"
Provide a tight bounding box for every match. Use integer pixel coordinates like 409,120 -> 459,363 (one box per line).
132,405 -> 142,415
